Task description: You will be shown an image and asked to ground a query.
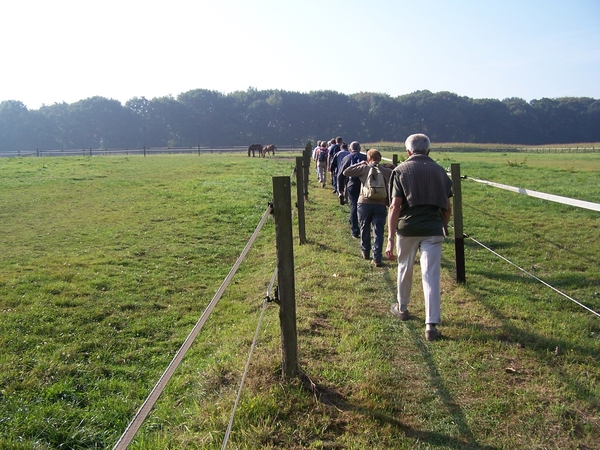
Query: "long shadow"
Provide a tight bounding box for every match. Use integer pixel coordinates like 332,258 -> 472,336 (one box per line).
472,268 -> 600,295
300,363 -> 498,449
453,270 -> 600,410
299,239 -> 497,447
462,203 -> 600,267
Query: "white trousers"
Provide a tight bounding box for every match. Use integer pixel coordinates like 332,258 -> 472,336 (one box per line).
396,235 -> 444,324
317,162 -> 327,184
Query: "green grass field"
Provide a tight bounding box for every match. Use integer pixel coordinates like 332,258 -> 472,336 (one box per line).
0,151 -> 598,449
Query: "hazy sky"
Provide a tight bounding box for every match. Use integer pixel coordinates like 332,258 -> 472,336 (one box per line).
3,0 -> 599,109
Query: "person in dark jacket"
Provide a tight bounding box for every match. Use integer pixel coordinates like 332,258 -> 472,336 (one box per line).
338,141 -> 367,237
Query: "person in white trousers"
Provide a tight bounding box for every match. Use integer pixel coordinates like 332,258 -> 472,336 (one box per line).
385,134 -> 453,341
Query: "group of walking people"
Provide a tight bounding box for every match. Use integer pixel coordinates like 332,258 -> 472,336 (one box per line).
313,134 -> 453,341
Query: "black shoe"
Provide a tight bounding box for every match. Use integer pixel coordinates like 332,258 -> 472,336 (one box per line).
390,304 -> 409,321
361,251 -> 370,260
426,327 -> 441,341
372,260 -> 382,267
351,234 -> 359,239
339,194 -> 345,205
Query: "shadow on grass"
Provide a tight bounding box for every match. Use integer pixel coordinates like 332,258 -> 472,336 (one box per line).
457,269 -> 600,410
462,203 -> 600,268
472,268 -> 600,300
299,358 -> 499,450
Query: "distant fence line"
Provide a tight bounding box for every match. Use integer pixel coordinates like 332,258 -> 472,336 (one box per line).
2,144 -> 600,159
0,145 -> 303,158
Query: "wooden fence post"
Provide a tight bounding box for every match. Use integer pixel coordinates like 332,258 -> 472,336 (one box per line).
272,176 -> 298,379
303,145 -> 311,200
295,157 -> 307,245
450,164 -> 465,283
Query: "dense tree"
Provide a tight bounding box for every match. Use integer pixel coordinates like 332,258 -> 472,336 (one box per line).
0,101 -> 33,151
1,89 -> 598,152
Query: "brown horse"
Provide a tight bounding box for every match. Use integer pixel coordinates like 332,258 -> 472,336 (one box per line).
247,143 -> 262,157
262,144 -> 277,157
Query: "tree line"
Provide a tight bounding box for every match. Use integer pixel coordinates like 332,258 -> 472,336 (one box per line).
1,88 -> 599,152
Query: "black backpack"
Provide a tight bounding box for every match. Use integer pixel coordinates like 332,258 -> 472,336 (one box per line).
318,148 -> 328,163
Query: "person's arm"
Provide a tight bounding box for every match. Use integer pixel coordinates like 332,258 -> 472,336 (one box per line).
342,160 -> 367,177
443,198 -> 452,225
385,196 -> 403,260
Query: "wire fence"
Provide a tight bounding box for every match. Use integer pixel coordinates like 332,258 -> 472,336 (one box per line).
113,204 -> 275,449
0,145 -> 303,158
460,230 -> 600,318
111,155 -> 598,448
456,175 -> 600,318
114,164 -> 299,449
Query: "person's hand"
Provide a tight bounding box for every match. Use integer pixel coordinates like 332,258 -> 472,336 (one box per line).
385,240 -> 395,260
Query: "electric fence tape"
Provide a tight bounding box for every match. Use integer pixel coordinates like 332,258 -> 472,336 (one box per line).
113,204 -> 274,449
466,177 -> 600,212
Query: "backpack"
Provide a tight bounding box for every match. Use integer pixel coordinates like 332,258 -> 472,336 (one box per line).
318,148 -> 328,163
361,164 -> 387,200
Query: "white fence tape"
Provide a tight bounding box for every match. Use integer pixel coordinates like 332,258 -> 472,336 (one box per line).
468,177 -> 600,213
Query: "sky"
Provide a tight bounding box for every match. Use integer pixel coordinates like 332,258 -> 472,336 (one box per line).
3,0 -> 600,110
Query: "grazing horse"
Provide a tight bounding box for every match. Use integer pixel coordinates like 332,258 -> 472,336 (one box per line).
262,144 -> 277,157
247,143 -> 262,157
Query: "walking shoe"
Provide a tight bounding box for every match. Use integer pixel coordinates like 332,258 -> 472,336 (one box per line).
361,251 -> 370,260
339,194 -> 345,205
390,304 -> 409,321
425,327 -> 441,341
372,260 -> 382,267
351,234 -> 359,239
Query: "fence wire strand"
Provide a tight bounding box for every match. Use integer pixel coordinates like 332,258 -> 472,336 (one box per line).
222,166 -> 299,448
221,269 -> 278,449
463,231 -> 600,318
113,204 -> 274,450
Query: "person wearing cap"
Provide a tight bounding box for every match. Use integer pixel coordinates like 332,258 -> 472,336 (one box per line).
343,149 -> 392,267
385,133 -> 453,341
338,141 -> 367,238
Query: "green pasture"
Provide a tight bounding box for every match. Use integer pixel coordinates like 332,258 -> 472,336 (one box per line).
0,151 -> 598,449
